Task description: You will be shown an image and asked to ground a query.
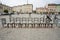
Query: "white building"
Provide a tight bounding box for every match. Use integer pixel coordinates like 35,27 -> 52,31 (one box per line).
0,13 -> 46,27
0,13 -> 56,28
12,4 -> 33,13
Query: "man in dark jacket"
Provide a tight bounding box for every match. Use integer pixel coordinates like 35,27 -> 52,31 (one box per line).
46,14 -> 52,23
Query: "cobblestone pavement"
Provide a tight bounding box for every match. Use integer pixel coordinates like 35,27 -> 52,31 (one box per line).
0,28 -> 60,40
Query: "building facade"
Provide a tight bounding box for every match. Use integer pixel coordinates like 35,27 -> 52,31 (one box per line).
0,3 -> 33,14
47,4 -> 57,14
56,4 -> 60,14
36,4 -> 60,14
0,13 -> 55,28
0,3 -> 12,13
0,3 -> 60,14
12,4 -> 33,13
36,7 -> 48,14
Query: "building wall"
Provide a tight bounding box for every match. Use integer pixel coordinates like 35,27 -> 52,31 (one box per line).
0,15 -> 10,23
0,4 -> 3,13
0,4 -> 12,13
0,14 -> 46,24
36,8 -> 48,14
21,4 -> 33,13
48,6 -> 56,12
56,6 -> 60,12
36,4 -> 60,14
0,15 -> 10,27
10,14 -> 47,23
12,6 -> 22,12
47,4 -> 57,14
12,4 -> 33,13
0,19 -> 2,28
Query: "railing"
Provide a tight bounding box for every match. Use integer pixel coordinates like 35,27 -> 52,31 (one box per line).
3,23 -> 54,28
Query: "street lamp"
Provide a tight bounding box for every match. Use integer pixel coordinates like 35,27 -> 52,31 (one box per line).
27,0 -> 28,4
0,0 -> 2,4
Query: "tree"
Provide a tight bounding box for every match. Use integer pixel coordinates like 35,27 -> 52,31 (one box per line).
4,9 -> 8,13
10,11 -> 15,14
33,11 -> 36,13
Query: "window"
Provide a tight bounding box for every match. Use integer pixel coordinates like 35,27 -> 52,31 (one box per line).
34,18 -> 38,23
28,18 -> 32,21
0,6 -> 3,9
1,18 -> 6,24
28,18 -> 32,23
16,18 -> 20,22
22,18 -> 26,23
49,9 -> 53,11
22,18 -> 26,21
10,17 -> 14,22
34,18 -> 38,21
